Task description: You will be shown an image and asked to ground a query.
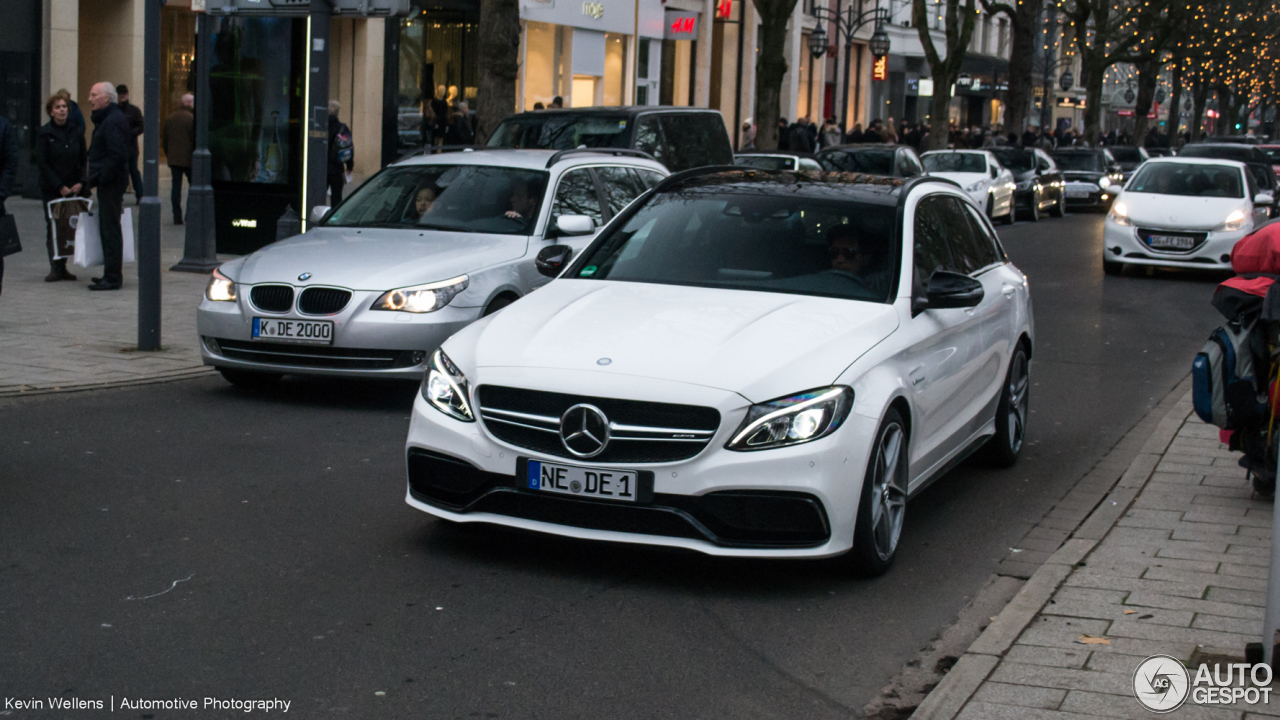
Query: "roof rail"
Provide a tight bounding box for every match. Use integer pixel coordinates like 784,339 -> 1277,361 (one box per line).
545,148 -> 658,169
414,145 -> 495,157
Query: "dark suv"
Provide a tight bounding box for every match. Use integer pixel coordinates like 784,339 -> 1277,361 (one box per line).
1178,143 -> 1279,216
487,107 -> 734,172
815,144 -> 926,178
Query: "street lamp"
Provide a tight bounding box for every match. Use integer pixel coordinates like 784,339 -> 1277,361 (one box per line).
808,1 -> 890,136
1060,70 -> 1073,92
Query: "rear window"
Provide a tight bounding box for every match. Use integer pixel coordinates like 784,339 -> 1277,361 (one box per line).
488,115 -> 631,150
818,149 -> 895,175
735,155 -> 797,171
1054,153 -> 1105,172
922,153 -> 987,173
1126,163 -> 1243,198
990,149 -> 1034,171
1108,147 -> 1143,162
1179,145 -> 1254,162
647,113 -> 734,171
1263,148 -> 1280,164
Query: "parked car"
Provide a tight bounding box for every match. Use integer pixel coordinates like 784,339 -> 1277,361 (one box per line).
989,147 -> 1066,221
404,168 -> 1033,574
1180,143 -> 1280,217
734,152 -> 823,172
921,150 -> 1016,224
487,107 -> 734,172
197,148 -> 668,387
1258,144 -> 1280,177
815,144 -> 926,179
1053,148 -> 1124,210
1102,157 -> 1272,275
1145,147 -> 1176,158
1106,145 -> 1149,182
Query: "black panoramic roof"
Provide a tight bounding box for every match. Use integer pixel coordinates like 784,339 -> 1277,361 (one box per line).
503,106 -> 721,119
657,168 -> 915,206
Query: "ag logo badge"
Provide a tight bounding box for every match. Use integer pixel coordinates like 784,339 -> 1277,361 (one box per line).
1133,654 -> 1190,713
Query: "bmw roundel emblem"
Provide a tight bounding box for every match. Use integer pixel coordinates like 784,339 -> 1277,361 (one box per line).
298,272 -> 312,281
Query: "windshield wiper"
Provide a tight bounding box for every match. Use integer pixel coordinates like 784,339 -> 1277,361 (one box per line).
415,223 -> 476,233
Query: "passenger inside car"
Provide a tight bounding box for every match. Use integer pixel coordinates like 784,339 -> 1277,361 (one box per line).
406,187 -> 437,221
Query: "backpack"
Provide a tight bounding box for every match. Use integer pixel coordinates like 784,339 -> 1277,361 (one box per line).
332,124 -> 353,164
1192,317 -> 1269,429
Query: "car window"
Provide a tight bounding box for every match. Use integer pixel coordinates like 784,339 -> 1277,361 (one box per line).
552,169 -> 604,226
1126,163 -> 1244,197
799,158 -> 824,173
897,151 -> 923,177
991,149 -> 1034,172
658,114 -> 732,171
958,202 -> 1005,268
922,153 -> 986,173
487,114 -> 631,150
635,169 -> 665,189
935,197 -> 993,274
912,195 -> 956,291
735,155 -> 796,171
596,166 -> 650,217
634,116 -> 667,167
819,149 -> 895,175
1054,153 -> 1105,172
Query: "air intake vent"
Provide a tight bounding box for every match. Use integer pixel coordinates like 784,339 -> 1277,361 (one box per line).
298,287 -> 352,315
250,285 -> 294,313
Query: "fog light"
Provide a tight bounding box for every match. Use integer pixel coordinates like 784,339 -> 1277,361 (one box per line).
411,351 -> 427,365
1111,246 -> 1122,256
1221,254 -> 1232,263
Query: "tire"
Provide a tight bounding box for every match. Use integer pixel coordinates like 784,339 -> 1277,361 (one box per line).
981,345 -> 1030,468
1025,192 -> 1040,222
1049,192 -> 1065,218
848,408 -> 909,576
986,196 -> 996,221
218,368 -> 283,389
483,294 -> 517,316
1103,257 -> 1124,275
1002,200 -> 1016,225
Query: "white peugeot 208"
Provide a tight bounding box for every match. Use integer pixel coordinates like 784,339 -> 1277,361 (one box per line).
404,168 -> 1033,574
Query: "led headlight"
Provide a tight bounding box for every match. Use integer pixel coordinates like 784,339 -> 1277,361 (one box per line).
1098,176 -> 1112,189
1215,209 -> 1249,232
965,180 -> 985,192
1107,201 -> 1132,226
373,275 -> 469,313
726,387 -> 853,451
421,349 -> 474,422
205,268 -> 237,302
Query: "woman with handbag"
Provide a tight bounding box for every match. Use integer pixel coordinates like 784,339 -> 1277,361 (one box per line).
36,93 -> 88,282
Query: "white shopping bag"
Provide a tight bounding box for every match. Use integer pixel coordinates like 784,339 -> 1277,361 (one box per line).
73,211 -> 102,268
121,207 -> 136,264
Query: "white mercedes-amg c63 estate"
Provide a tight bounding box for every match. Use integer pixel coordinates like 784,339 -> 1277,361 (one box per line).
403,168 -> 1033,574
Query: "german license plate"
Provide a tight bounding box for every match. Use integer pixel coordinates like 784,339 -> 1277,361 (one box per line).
1147,235 -> 1195,250
1067,189 -> 1091,199
526,459 -> 639,503
251,317 -> 334,344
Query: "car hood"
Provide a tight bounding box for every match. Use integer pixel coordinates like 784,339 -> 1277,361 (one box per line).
1118,192 -> 1248,230
928,171 -> 987,187
456,280 -> 901,403
1062,170 -> 1105,181
227,227 -> 528,290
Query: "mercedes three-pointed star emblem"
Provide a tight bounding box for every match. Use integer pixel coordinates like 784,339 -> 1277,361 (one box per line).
560,403 -> 611,458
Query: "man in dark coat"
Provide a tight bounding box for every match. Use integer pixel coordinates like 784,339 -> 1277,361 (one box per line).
777,118 -> 790,151
789,119 -> 814,152
117,84 -> 145,203
87,81 -> 133,291
444,101 -> 476,145
163,93 -> 195,224
0,113 -> 17,296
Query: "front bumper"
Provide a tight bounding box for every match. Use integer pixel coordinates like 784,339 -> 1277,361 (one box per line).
1064,182 -> 1114,207
197,287 -> 480,380
403,368 -> 880,558
1103,219 -> 1247,270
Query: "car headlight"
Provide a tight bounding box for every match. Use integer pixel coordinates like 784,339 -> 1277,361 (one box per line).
421,349 -> 474,422
205,268 -> 237,302
726,387 -> 853,451
965,180 -> 985,192
1098,176 -> 1112,189
372,275 -> 469,313
1107,201 -> 1132,226
1215,209 -> 1250,232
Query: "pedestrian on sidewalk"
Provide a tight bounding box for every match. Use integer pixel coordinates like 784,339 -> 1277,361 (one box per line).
87,81 -> 131,291
327,100 -> 355,205
163,93 -> 194,225
444,101 -> 475,146
36,93 -> 87,282
116,85 -> 144,205
0,112 -> 17,296
57,89 -> 85,133
740,120 -> 756,151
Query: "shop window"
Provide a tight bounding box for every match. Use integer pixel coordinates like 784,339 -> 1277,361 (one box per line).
525,22 -> 559,110
572,77 -> 599,107
397,9 -> 478,154
603,34 -> 626,106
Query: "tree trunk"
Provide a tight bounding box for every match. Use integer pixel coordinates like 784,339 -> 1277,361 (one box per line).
1216,85 -> 1232,136
927,87 -> 954,150
1000,1 -> 1038,136
751,0 -> 800,151
1081,53 -> 1106,145
475,0 -> 521,142
1165,61 -> 1183,145
1131,59 -> 1158,146
1190,83 -> 1208,142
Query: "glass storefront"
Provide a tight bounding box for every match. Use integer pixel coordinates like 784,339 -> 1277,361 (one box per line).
397,2 -> 479,155
160,6 -> 197,165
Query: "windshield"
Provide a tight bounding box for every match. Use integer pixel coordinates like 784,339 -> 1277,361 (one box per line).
991,150 -> 1034,171
1108,147 -> 1143,163
1054,153 -> 1105,172
817,149 -> 895,175
570,189 -> 898,303
1126,163 -> 1243,198
735,155 -> 797,171
324,165 -> 549,234
1180,145 -> 1254,162
487,115 -> 630,150
922,153 -> 987,173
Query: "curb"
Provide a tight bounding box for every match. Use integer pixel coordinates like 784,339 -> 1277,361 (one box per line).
0,366 -> 215,399
908,390 -> 1193,720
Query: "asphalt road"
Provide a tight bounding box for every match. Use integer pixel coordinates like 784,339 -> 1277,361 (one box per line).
0,213 -> 1227,719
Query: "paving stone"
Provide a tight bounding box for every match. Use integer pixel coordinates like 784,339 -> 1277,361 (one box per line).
1106,618 -> 1257,650
1192,614 -> 1262,636
1002,645 -> 1090,669
1028,526 -> 1074,543
1163,453 -> 1217,466
1042,599 -> 1193,627
1125,592 -> 1265,621
1144,567 -> 1267,593
1066,570 -> 1207,600
956,701 -> 1098,720
1104,527 -> 1175,545
972,682 -> 1067,710
1062,690 -> 1246,719
1220,563 -> 1271,579
1207,587 -> 1268,608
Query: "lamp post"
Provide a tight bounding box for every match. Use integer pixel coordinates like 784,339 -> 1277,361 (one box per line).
808,0 -> 891,136
172,12 -> 220,274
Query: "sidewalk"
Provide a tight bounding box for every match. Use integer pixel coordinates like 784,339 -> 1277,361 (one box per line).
0,183 -> 231,396
913,396 -> 1280,719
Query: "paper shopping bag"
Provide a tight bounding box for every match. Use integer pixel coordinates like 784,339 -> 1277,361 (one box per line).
73,211 -> 103,268
121,207 -> 136,264
47,197 -> 92,260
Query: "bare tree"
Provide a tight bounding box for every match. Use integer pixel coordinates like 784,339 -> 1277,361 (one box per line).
981,0 -> 1041,137
751,0 -> 805,150
914,0 -> 980,149
1055,0 -> 1147,144
475,0 -> 521,142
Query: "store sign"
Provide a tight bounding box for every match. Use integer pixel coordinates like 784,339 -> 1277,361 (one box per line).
873,55 -> 887,81
716,0 -> 732,19
665,10 -> 698,39
918,78 -> 933,97
582,1 -> 603,18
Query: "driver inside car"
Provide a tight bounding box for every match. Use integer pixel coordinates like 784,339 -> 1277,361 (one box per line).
504,181 -> 537,221
827,224 -> 888,296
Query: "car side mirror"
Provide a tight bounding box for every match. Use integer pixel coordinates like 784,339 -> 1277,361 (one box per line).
309,205 -> 331,225
924,270 -> 984,309
1255,192 -> 1275,207
553,214 -> 596,237
989,167 -> 998,179
536,244 -> 574,278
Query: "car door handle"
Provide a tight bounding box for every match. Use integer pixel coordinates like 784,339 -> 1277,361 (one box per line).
1002,284 -> 1017,298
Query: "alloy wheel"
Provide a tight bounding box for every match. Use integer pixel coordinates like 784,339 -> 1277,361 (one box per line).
1005,351 -> 1029,454
870,422 -> 907,561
